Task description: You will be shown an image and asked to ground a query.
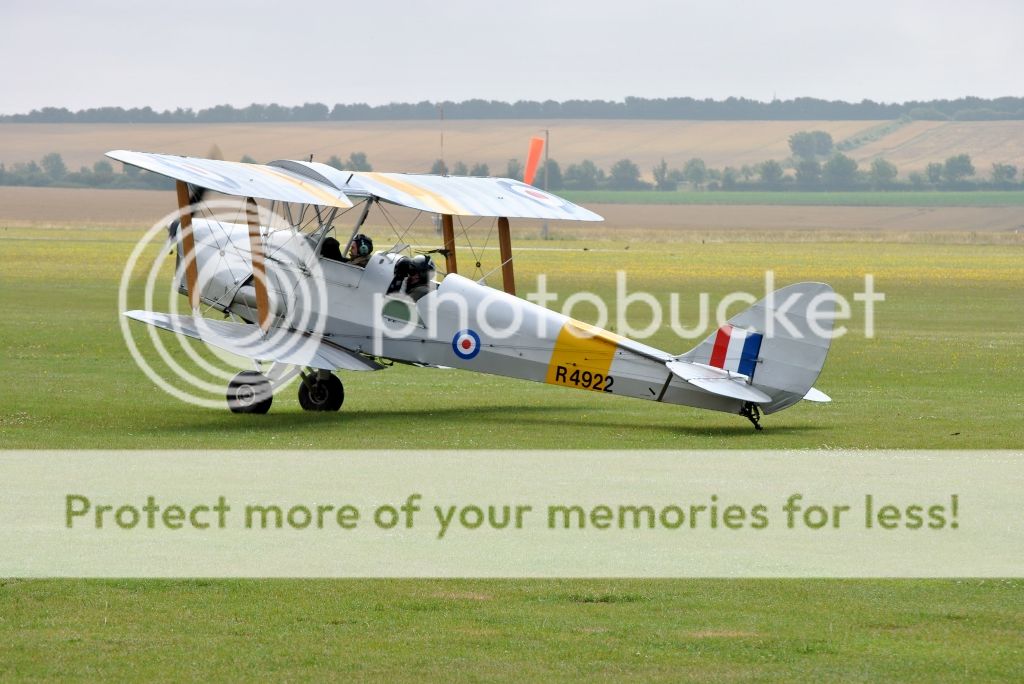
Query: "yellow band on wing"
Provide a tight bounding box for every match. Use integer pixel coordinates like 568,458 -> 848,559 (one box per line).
361,173 -> 465,215
250,166 -> 351,207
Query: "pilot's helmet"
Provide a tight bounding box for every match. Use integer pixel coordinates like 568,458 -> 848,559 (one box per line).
410,254 -> 435,279
352,233 -> 373,257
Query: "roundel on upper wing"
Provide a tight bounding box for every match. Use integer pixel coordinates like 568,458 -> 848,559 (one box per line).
451,329 -> 481,360
499,180 -> 567,209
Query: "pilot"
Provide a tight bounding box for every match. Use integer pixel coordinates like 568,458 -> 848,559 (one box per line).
319,236 -> 344,261
385,254 -> 436,301
347,233 -> 373,267
404,254 -> 436,301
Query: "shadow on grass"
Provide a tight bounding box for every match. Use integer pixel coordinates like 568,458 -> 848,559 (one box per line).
147,403 -> 827,439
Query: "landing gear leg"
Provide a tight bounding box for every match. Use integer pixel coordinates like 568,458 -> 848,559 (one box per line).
740,402 -> 763,431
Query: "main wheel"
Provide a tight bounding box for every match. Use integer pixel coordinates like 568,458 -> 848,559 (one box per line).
227,370 -> 273,414
298,373 -> 344,412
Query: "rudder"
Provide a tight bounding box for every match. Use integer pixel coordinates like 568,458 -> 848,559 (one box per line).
677,282 -> 834,414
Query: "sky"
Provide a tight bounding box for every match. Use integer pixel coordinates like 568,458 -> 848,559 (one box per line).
1,0 -> 1022,114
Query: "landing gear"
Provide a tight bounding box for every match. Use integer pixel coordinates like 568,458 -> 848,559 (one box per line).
227,370 -> 273,414
740,402 -> 763,431
298,371 -> 344,412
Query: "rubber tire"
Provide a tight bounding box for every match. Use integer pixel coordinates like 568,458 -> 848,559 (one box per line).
227,370 -> 273,414
298,374 -> 344,412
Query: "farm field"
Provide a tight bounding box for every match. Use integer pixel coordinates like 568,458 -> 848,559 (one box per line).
2,119 -> 1024,179
1,217 -> 1022,679
562,189 -> 1024,207
3,187 -> 1024,238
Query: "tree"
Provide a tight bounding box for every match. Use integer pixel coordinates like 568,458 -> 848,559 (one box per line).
822,153 -> 858,188
239,154 -> 257,164
757,159 -> 784,186
740,164 -> 755,182
347,152 -> 372,171
505,159 -> 523,181
429,159 -> 448,175
925,162 -> 943,184
794,159 -> 821,188
564,160 -> 602,190
789,130 -> 833,159
721,166 -> 739,190
682,157 -> 707,188
942,154 -> 974,182
40,152 -> 67,182
92,159 -> 115,185
608,159 -> 644,190
908,171 -> 926,189
811,131 -> 834,156
652,159 -> 675,191
991,162 -> 1018,184
451,161 -> 468,176
469,162 -> 489,177
869,158 -> 898,188
326,155 -> 345,170
789,131 -> 815,159
537,159 -> 563,190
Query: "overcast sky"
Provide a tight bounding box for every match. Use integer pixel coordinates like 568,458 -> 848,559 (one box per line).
2,0 -> 1021,114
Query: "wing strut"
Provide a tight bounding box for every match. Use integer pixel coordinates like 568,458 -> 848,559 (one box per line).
245,198 -> 272,332
174,181 -> 201,311
498,216 -> 516,296
441,214 -> 458,275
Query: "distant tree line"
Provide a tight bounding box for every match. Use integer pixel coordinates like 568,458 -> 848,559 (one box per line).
2,142 -> 1019,192
4,96 -> 1024,123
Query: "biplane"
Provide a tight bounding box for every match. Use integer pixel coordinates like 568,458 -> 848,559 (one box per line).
109,147 -> 832,429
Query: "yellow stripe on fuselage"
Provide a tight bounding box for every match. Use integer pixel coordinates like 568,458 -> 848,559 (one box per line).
545,321 -> 620,392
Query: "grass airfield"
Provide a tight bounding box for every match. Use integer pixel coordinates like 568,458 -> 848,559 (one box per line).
1,220 -> 1023,680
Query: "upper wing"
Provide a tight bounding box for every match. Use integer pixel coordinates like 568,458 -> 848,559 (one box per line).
107,150 -> 353,208
269,160 -> 603,221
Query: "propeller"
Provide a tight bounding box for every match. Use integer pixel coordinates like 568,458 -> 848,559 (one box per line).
523,136 -> 545,186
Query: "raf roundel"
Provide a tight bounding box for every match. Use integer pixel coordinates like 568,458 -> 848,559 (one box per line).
451,329 -> 481,360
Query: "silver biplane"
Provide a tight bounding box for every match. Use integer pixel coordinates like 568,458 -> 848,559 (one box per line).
110,149 -> 832,429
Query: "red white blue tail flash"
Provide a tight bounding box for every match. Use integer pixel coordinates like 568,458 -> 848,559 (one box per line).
709,324 -> 763,378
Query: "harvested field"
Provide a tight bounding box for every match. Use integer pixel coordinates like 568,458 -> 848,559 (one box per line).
4,119 -> 1022,179
2,187 -> 1022,245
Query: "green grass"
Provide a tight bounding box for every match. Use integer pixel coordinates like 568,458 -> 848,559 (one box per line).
1,225 -> 1023,680
560,189 -> 1024,207
1,579 -> 1022,681
1,228 -> 1020,448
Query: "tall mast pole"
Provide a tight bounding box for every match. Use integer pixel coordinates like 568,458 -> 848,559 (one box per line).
542,128 -> 549,240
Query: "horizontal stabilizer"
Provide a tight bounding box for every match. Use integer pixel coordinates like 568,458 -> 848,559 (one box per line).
107,151 -> 353,208
803,387 -> 831,403
666,360 -> 772,404
124,311 -> 381,372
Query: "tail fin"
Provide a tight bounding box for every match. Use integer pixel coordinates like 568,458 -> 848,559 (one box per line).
677,282 -> 834,414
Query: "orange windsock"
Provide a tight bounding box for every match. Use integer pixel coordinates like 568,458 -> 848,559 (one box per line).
523,136 -> 545,185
